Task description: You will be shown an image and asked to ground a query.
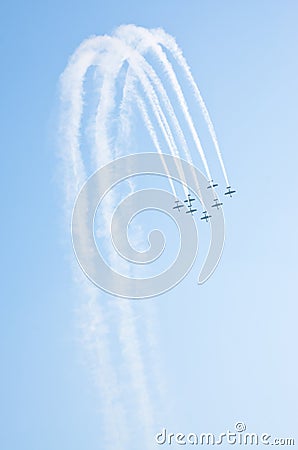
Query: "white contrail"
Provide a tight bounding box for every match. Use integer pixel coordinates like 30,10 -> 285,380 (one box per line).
59,24 -> 230,449
77,35 -> 160,446
59,37 -> 133,450
116,25 -> 213,182
91,36 -> 189,199
152,27 -> 230,186
114,42 -> 195,197
133,86 -> 178,195
114,33 -> 209,206
131,57 -> 203,198
90,36 -> 180,197
77,282 -> 130,450
115,25 -> 208,203
89,36 -> 170,417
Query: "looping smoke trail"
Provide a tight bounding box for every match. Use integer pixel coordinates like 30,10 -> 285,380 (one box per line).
115,24 -> 230,186
115,26 -> 210,180
59,24 -> 230,449
151,27 -> 230,186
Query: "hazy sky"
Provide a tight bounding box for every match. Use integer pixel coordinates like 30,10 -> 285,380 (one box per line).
1,1 -> 298,449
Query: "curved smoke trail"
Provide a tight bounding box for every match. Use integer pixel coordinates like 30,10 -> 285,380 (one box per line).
59,25 -> 229,449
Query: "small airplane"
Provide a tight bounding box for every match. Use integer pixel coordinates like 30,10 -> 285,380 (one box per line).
212,198 -> 223,209
224,186 -> 236,197
200,211 -> 212,222
184,193 -> 195,206
186,207 -> 197,215
207,179 -> 219,189
173,200 -> 184,212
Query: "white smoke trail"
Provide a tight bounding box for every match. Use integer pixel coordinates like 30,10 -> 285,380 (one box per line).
108,39 -> 201,198
130,57 -> 204,198
59,24 -> 230,449
59,38 -> 133,450
152,27 -> 230,186
78,283 -> 130,450
61,35 -> 162,448
90,36 -> 181,196
116,25 -> 212,182
115,26 -> 210,205
133,88 -> 178,194
117,59 -> 191,196
90,41 -> 158,445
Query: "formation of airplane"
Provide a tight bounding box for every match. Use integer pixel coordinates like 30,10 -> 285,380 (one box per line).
173,200 -> 184,212
172,181 -> 236,221
212,198 -> 223,209
184,194 -> 195,205
200,211 -> 212,222
184,194 -> 197,214
207,179 -> 218,189
224,186 -> 236,197
186,207 -> 197,215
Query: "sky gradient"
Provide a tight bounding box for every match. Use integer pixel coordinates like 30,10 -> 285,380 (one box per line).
1,1 -> 298,449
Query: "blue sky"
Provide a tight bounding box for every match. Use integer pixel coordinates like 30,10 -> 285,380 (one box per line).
1,1 -> 298,449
